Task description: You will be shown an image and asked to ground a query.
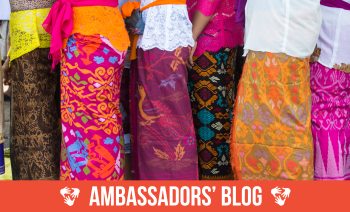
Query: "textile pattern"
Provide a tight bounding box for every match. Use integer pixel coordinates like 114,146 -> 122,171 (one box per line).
62,6 -> 129,53
120,68 -> 130,134
187,0 -> 243,56
188,47 -> 239,180
130,47 -> 198,180
129,59 -> 138,179
230,51 -> 314,180
9,0 -> 57,12
60,34 -> 126,180
137,5 -> 194,52
310,62 -> 350,180
10,48 -> 61,180
9,8 -> 51,62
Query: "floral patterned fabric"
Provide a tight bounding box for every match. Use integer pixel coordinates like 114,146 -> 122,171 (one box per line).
230,51 -> 314,180
60,34 -> 126,180
129,47 -> 198,180
310,62 -> 350,180
188,47 -> 241,180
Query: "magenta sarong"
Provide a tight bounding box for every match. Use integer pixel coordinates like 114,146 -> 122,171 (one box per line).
310,62 -> 350,180
130,47 -> 198,180
60,34 -> 126,180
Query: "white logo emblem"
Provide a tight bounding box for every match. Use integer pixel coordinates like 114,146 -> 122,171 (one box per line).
60,187 -> 80,206
271,186 -> 291,206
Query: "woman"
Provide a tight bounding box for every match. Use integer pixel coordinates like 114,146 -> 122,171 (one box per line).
43,0 -> 130,180
310,0 -> 350,180
128,0 -> 198,180
186,0 -> 244,180
230,0 -> 322,180
8,0 -> 61,180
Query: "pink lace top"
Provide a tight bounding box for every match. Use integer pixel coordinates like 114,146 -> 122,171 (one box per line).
187,0 -> 244,56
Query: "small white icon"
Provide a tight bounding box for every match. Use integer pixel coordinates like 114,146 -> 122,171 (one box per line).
60,187 -> 80,206
271,186 -> 290,206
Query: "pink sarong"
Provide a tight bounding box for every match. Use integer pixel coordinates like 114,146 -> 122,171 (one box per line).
310,62 -> 350,180
60,33 -> 126,180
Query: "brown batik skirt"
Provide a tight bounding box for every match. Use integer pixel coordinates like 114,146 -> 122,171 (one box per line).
10,48 -> 61,180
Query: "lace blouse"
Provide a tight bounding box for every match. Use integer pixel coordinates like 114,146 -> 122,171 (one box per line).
187,0 -> 244,56
9,8 -> 51,62
244,0 -> 322,58
316,4 -> 350,72
137,0 -> 194,51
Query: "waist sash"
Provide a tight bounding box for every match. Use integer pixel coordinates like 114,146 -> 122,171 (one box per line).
42,0 -> 119,69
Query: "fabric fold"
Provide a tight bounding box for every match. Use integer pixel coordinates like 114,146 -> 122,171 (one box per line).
42,0 -> 119,69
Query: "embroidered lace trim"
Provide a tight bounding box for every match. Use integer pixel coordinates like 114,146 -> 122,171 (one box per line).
137,5 -> 195,51
333,63 -> 350,73
310,45 -> 321,63
311,45 -> 350,73
9,8 -> 51,62
62,6 -> 130,52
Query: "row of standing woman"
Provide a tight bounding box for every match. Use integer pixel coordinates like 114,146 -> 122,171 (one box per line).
5,0 -> 350,180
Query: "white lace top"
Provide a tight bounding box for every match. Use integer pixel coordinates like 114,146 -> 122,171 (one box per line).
137,0 -> 195,51
317,3 -> 350,69
243,0 -> 322,58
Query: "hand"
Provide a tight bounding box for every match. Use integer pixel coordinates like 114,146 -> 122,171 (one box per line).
281,188 -> 291,198
186,41 -> 197,69
60,187 -> 71,198
64,196 -> 75,206
271,186 -> 282,197
275,196 -> 285,206
71,188 -> 80,199
2,57 -> 11,85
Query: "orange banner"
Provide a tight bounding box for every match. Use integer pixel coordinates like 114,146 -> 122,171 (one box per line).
0,181 -> 347,211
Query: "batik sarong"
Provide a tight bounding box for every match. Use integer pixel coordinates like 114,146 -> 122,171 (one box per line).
310,62 -> 350,180
60,34 -> 126,180
230,51 -> 314,180
188,47 -> 241,180
130,47 -> 198,180
10,48 -> 61,180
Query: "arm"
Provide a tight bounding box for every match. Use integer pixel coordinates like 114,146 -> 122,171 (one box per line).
186,0 -> 222,68
186,11 -> 213,68
191,10 -> 213,41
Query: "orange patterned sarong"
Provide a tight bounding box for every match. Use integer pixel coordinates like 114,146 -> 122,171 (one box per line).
230,51 -> 314,180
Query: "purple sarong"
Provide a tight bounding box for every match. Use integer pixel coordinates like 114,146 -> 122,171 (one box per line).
130,47 -> 198,180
